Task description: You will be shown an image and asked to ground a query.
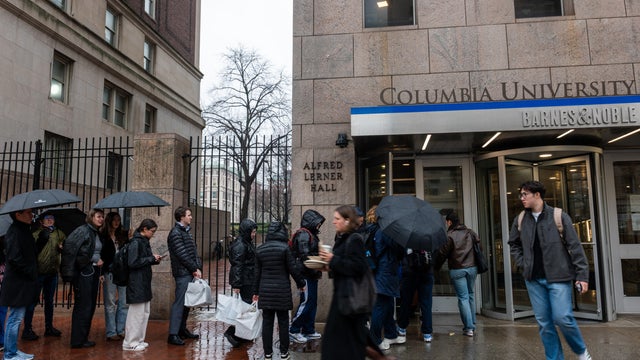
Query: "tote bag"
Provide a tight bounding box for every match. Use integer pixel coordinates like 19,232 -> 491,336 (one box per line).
184,278 -> 213,307
233,301 -> 262,340
337,268 -> 376,316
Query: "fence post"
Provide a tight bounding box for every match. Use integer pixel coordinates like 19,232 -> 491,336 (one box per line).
132,133 -> 191,320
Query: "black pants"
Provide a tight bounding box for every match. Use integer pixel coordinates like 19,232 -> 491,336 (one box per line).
262,309 -> 289,356
70,265 -> 100,346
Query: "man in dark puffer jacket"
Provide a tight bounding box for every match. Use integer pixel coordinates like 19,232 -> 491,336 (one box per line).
253,221 -> 306,360
167,206 -> 202,346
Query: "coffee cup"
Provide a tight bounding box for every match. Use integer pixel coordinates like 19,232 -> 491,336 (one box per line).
320,244 -> 332,254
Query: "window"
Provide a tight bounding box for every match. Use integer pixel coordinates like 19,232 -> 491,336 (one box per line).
50,0 -> 66,10
106,152 -> 123,190
514,0 -> 574,18
50,52 -> 72,103
105,8 -> 118,46
144,105 -> 156,133
364,0 -> 414,28
102,82 -> 130,129
43,132 -> 72,182
144,0 -> 156,19
143,40 -> 154,73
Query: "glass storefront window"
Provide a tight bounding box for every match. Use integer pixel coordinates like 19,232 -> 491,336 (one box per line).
613,161 -> 640,297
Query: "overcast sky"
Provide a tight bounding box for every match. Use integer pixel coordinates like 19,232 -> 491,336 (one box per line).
199,1 -> 293,104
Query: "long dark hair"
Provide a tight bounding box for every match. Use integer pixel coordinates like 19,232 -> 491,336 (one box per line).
101,211 -> 128,246
136,219 -> 158,234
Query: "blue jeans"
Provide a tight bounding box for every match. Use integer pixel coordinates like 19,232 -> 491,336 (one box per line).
24,273 -> 58,330
103,272 -> 129,337
449,267 -> 477,331
397,270 -> 433,335
525,278 -> 587,360
290,277 -> 318,335
0,306 -> 6,345
4,307 -> 26,358
369,293 -> 398,345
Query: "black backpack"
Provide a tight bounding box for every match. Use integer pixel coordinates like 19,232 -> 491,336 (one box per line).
111,243 -> 130,286
364,225 -> 379,271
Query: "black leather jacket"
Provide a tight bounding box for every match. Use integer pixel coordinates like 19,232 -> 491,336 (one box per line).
60,223 -> 100,281
291,209 -> 325,279
229,219 -> 257,295
167,222 -> 201,278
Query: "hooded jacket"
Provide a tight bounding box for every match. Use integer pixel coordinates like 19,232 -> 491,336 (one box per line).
291,209 -> 325,279
253,221 -> 305,310
229,219 -> 258,297
126,231 -> 159,304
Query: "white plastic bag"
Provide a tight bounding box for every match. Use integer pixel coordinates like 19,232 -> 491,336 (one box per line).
184,278 -> 213,307
233,301 -> 262,340
215,293 -> 241,324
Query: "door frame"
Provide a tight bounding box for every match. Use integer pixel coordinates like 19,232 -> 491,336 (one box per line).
415,155 -> 477,313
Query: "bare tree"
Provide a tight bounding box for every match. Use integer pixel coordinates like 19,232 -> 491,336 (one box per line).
202,47 -> 291,221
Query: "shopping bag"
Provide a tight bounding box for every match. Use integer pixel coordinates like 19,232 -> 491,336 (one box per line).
215,293 -> 241,325
184,278 -> 213,307
233,301 -> 263,340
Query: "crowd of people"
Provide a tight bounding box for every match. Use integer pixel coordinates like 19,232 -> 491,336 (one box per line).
0,180 -> 593,360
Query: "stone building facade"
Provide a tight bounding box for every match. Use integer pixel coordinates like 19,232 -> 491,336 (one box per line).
292,0 -> 640,321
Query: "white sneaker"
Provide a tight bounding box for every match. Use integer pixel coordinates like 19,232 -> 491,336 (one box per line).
578,349 -> 592,360
139,342 -> 149,349
123,344 -> 146,351
303,332 -> 322,340
385,336 -> 406,345
289,332 -> 308,343
379,339 -> 390,350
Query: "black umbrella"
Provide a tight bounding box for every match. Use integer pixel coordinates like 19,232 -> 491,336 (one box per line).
0,189 -> 81,215
37,207 -> 87,236
376,195 -> 448,252
0,214 -> 12,237
94,191 -> 169,209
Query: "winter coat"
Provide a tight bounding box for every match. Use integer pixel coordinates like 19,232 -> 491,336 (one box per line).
60,223 -> 100,280
373,228 -> 400,297
253,222 -> 305,310
229,219 -> 257,298
167,222 -> 201,278
437,224 -> 479,270
291,209 -> 325,279
33,227 -> 65,275
126,232 -> 159,304
0,221 -> 38,307
100,229 -> 129,274
508,203 -> 589,283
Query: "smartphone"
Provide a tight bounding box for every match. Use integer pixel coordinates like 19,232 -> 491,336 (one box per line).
575,283 -> 583,293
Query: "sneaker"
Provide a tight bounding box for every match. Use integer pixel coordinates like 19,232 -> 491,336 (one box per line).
123,344 -> 146,351
578,349 -> 592,360
280,352 -> 290,360
463,329 -> 474,337
423,333 -> 433,342
396,326 -> 406,336
139,342 -> 149,349
264,354 -> 272,359
20,329 -> 38,341
289,332 -> 308,343
384,336 -> 406,345
379,339 -> 390,350
16,351 -> 34,360
303,332 -> 322,340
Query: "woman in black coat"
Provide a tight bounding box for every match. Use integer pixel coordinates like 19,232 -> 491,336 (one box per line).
253,221 -> 305,360
122,219 -> 162,351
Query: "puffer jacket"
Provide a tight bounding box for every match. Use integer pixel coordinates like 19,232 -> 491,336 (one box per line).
229,219 -> 257,296
167,222 -> 201,278
33,227 -> 65,275
437,224 -> 479,270
508,203 -> 589,283
60,223 -> 100,281
291,209 -> 325,279
253,222 -> 305,310
126,232 -> 159,304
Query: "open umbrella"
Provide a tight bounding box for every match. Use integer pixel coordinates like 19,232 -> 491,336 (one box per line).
0,214 -> 12,237
94,191 -> 169,209
37,207 -> 87,236
375,195 -> 448,252
0,189 -> 81,215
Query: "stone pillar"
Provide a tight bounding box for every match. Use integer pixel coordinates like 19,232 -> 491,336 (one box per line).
132,133 -> 191,320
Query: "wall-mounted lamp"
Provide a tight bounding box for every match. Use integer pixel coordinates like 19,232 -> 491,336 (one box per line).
336,133 -> 351,148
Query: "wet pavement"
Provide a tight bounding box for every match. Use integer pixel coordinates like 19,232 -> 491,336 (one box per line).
17,308 -> 640,359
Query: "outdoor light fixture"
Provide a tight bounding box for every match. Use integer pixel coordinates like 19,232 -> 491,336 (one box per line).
377,1 -> 389,7
608,128 -> 640,143
557,129 -> 574,139
336,133 -> 350,148
482,132 -> 501,148
421,134 -> 432,151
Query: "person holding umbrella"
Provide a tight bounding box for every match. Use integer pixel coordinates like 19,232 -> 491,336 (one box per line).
0,208 -> 37,360
22,214 -> 66,341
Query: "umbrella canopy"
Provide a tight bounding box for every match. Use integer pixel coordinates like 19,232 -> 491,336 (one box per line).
376,195 -> 448,252
37,207 -> 87,236
94,191 -> 169,209
0,189 -> 81,215
0,214 -> 12,237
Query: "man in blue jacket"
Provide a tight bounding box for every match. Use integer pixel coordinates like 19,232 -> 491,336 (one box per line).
508,181 -> 591,360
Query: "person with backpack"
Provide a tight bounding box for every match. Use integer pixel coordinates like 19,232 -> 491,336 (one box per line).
63,208 -> 105,349
100,211 -> 130,341
122,219 -> 162,351
508,181 -> 591,360
367,205 -> 405,350
252,221 -> 306,360
22,213 -> 66,341
288,209 -> 325,344
396,247 -> 434,343
435,211 -> 480,337
224,218 -> 258,347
